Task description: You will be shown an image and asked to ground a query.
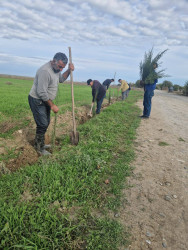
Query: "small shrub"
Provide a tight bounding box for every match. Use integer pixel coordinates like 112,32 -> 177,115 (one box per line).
183,81 -> 188,96
179,137 -> 185,142
159,141 -> 169,146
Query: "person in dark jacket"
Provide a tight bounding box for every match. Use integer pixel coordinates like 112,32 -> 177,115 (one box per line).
141,63 -> 158,118
87,79 -> 106,115
102,78 -> 114,90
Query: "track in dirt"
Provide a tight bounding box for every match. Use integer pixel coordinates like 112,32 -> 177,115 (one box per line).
119,90 -> 188,250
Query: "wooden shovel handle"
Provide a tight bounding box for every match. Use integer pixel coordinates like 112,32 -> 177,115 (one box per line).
68,47 -> 76,135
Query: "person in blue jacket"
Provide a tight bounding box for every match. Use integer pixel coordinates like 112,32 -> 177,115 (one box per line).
141,63 -> 158,118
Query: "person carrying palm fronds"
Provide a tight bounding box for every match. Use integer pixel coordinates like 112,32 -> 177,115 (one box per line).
140,48 -> 168,118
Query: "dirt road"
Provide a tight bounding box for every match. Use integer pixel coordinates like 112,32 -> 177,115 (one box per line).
120,90 -> 188,250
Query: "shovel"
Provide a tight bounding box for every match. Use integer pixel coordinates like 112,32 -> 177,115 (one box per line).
87,102 -> 94,118
69,47 -> 79,145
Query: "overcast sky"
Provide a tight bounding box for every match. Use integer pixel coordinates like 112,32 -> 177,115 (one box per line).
0,0 -> 188,86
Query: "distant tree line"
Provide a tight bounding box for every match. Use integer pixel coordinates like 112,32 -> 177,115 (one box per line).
134,79 -> 188,96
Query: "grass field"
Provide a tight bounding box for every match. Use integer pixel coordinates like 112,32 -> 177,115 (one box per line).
0,77 -> 92,138
0,77 -> 143,249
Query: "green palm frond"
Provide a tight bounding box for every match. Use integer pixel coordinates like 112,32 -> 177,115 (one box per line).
156,69 -> 170,78
140,48 -> 169,84
151,49 -> 168,65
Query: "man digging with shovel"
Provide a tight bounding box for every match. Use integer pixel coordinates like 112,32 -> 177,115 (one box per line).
28,52 -> 74,156
87,79 -> 106,117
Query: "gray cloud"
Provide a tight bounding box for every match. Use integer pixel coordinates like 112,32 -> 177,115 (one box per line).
0,0 -> 187,85
0,0 -> 187,46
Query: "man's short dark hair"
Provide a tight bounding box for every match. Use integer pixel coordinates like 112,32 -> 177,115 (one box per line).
153,62 -> 158,68
111,79 -> 114,81
87,79 -> 92,85
53,52 -> 68,64
118,79 -> 121,82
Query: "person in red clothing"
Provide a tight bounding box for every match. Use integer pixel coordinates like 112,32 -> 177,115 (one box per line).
87,79 -> 106,115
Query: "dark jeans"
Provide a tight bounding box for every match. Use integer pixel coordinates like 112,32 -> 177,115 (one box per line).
28,95 -> 51,134
103,85 -> 107,98
122,89 -> 129,100
96,95 -> 105,114
143,90 -> 154,117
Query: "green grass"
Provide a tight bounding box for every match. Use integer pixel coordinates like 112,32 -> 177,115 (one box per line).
0,78 -> 92,118
0,78 -> 92,138
0,147 -> 20,162
178,137 -> 185,142
0,78 -> 143,249
158,141 -> 169,146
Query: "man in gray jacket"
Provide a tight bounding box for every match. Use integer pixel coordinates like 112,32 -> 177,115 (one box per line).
28,52 -> 74,155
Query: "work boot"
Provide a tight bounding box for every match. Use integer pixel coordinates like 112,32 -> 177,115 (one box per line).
43,144 -> 51,149
34,134 -> 51,156
40,148 -> 51,156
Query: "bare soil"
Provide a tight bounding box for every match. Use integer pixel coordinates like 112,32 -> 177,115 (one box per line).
0,98 -> 112,172
120,90 -> 188,250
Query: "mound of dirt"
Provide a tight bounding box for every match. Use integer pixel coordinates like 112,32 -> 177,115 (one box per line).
0,121 -> 16,133
0,100 -> 115,172
6,144 -> 38,172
